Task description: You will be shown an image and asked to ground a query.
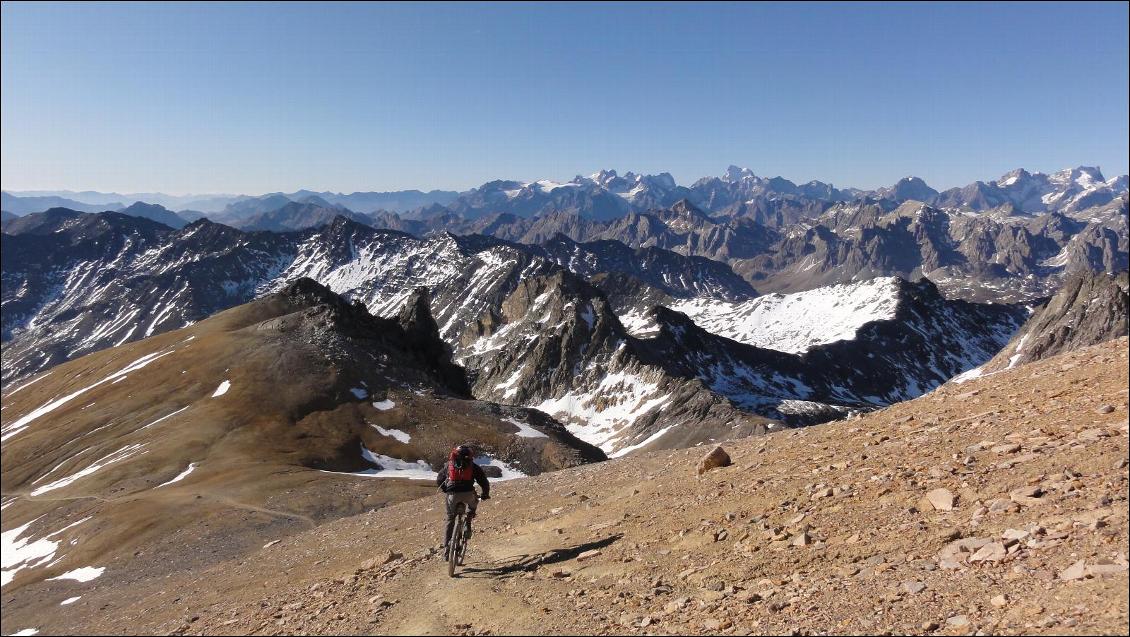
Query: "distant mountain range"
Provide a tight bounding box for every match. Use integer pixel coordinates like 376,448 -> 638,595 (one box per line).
2,188 -> 461,215
2,191 -> 126,215
0,209 -> 1041,455
3,164 -> 1127,453
5,165 -> 1125,222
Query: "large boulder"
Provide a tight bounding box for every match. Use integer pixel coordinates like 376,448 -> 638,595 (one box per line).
697,446 -> 732,476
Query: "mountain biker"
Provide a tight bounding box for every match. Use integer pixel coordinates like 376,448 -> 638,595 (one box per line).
436,444 -> 490,551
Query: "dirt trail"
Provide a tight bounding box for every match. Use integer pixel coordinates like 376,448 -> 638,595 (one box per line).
5,337 -> 1128,636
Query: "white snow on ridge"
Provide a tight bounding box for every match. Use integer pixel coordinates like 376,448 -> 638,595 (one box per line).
371,425 -> 411,443
344,446 -> 433,480
2,520 -> 57,588
138,406 -> 190,431
534,369 -> 671,451
618,309 -> 660,338
156,463 -> 196,488
950,366 -> 984,384
1,517 -> 90,588
211,380 -> 231,397
494,369 -> 525,400
29,444 -> 146,496
503,417 -> 548,439
474,454 -> 527,481
1007,333 -> 1030,369
669,277 -> 902,354
1,372 -> 53,399
535,180 -> 577,193
47,566 -> 104,583
1038,246 -> 1070,268
1,350 -> 174,443
608,424 -> 677,458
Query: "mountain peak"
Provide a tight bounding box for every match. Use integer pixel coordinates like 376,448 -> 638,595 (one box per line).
997,168 -> 1031,186
723,165 -> 757,183
882,176 -> 938,202
669,198 -> 706,216
589,169 -> 620,186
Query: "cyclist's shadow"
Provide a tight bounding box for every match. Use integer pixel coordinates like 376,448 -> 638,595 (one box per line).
456,533 -> 623,579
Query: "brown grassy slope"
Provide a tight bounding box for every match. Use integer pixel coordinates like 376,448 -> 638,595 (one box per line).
14,336 -> 1126,636
0,280 -> 602,606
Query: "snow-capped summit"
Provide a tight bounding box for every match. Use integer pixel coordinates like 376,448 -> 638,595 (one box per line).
1049,165 -> 1106,190
723,165 -> 759,183
933,165 -> 1128,215
997,168 -> 1031,187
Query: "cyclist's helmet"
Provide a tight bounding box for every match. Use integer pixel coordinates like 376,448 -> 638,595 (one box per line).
452,444 -> 473,469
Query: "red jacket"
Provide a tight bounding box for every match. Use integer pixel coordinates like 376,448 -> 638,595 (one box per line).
436,460 -> 490,497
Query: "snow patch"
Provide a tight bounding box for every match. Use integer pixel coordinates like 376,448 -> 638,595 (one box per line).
609,424 -> 676,458
47,566 -> 104,583
503,418 -> 548,439
371,425 -> 411,443
1,517 -> 90,588
2,372 -> 53,398
372,399 -> 396,411
534,370 -> 671,452
211,380 -> 231,397
670,277 -> 901,354
138,406 -> 190,430
951,366 -> 984,384
30,444 -> 146,496
156,463 -> 196,488
1007,334 -> 1030,369
2,350 -> 174,442
474,454 -> 527,481
327,445 -> 433,480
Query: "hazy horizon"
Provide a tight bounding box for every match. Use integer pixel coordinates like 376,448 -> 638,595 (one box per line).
3,2 -> 1128,194
2,160 -> 1129,201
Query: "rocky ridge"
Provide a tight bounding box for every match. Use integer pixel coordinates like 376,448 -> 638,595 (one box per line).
0,279 -> 603,603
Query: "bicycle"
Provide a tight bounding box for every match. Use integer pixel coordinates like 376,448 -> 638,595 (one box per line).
447,502 -> 473,577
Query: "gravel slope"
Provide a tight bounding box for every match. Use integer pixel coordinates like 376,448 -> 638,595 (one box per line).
3,338 -> 1127,636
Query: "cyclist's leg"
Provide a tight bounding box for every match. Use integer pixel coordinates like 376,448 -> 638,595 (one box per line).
443,494 -> 458,548
465,493 -> 480,529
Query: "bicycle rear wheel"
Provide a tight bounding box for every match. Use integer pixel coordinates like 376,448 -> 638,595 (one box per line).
458,522 -> 471,565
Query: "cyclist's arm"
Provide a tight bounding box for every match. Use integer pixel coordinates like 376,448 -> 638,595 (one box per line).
473,464 -> 490,498
436,463 -> 448,491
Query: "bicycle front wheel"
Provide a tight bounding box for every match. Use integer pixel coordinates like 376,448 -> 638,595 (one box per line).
447,514 -> 463,578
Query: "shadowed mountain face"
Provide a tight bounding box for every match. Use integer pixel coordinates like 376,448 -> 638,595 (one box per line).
384,195 -> 1126,303
117,202 -> 190,228
968,270 -> 1129,377
3,210 -> 1028,449
236,200 -> 372,232
452,268 -> 1025,450
0,206 -> 1045,458
4,212 -> 761,387
0,278 -> 603,594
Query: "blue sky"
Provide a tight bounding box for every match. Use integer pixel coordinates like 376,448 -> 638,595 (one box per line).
2,2 -> 1127,194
